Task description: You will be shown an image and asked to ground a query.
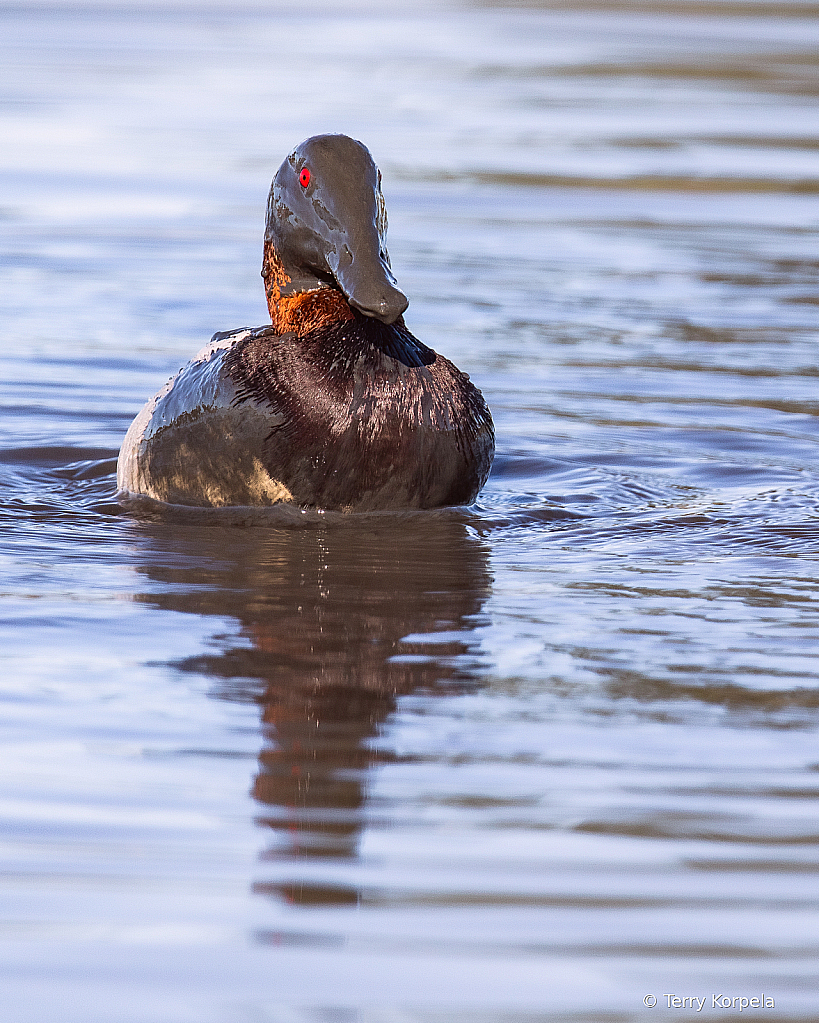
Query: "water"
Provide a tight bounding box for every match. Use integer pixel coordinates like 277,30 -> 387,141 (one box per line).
2,1 -> 819,1019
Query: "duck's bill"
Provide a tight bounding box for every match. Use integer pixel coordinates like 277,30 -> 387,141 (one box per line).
327,244 -> 409,325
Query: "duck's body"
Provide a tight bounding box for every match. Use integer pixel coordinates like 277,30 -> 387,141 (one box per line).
117,135 -> 494,512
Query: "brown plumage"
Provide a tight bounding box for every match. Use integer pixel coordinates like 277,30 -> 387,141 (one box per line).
222,304 -> 492,511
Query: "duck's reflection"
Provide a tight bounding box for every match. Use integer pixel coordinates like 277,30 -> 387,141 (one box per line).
134,514 -> 491,904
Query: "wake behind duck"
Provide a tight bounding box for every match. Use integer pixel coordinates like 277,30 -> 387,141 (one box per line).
117,134 -> 494,514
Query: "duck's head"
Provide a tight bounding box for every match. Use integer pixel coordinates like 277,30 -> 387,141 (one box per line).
262,134 -> 409,326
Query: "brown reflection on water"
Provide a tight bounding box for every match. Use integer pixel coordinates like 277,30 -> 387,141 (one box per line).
135,514 -> 491,905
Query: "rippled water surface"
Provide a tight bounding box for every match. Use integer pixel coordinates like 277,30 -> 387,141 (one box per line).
2,1 -> 819,1019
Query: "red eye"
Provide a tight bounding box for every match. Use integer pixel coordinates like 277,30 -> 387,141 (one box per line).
299,167 -> 311,188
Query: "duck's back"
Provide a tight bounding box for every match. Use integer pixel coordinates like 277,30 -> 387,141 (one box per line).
117,318 -> 494,512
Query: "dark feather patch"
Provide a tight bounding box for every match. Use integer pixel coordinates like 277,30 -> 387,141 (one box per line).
222,313 -> 494,511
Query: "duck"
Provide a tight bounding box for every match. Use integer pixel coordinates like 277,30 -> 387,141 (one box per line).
116,134 -> 494,513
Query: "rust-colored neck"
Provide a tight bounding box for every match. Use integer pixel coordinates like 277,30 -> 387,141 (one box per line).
262,241 -> 355,335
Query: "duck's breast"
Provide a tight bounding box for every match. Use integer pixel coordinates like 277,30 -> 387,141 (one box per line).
222,323 -> 494,511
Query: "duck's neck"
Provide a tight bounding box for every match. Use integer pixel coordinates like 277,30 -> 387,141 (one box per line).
268,287 -> 356,335
262,243 -> 355,335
